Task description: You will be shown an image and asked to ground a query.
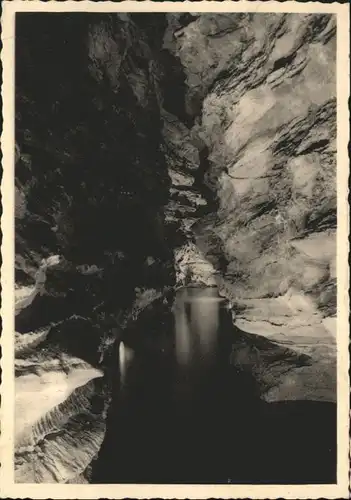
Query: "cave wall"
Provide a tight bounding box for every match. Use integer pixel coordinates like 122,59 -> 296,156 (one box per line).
16,13 -> 174,288
169,13 -> 337,403
14,13 -> 179,483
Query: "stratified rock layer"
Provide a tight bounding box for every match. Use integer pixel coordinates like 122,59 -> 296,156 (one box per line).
168,12 -> 337,402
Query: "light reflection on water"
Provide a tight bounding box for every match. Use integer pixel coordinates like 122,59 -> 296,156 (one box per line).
98,287 -> 337,485
118,287 -> 227,393
174,287 -> 225,367
118,341 -> 134,388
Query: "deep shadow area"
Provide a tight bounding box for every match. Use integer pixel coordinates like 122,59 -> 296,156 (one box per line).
91,287 -> 336,485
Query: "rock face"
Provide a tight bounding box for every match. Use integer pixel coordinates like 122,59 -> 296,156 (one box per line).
168,12 -> 337,403
14,12 -> 337,483
15,13 -> 177,483
14,277 -> 109,483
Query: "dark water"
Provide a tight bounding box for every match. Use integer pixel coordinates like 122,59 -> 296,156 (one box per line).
92,287 -> 336,484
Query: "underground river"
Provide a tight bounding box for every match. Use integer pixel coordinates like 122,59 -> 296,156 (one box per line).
92,286 -> 336,484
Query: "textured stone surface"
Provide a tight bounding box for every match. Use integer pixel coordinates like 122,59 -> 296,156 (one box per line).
15,378 -> 108,483
14,271 -> 108,483
167,13 -> 337,402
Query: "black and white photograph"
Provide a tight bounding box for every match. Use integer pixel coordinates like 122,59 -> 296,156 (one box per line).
1,1 -> 350,498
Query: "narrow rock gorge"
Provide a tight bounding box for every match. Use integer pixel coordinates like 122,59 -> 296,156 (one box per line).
15,12 -> 337,484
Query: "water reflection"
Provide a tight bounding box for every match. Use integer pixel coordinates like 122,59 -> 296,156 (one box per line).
174,287 -> 225,365
94,286 -> 336,485
118,341 -> 134,389
173,289 -> 192,366
113,286 -> 232,482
